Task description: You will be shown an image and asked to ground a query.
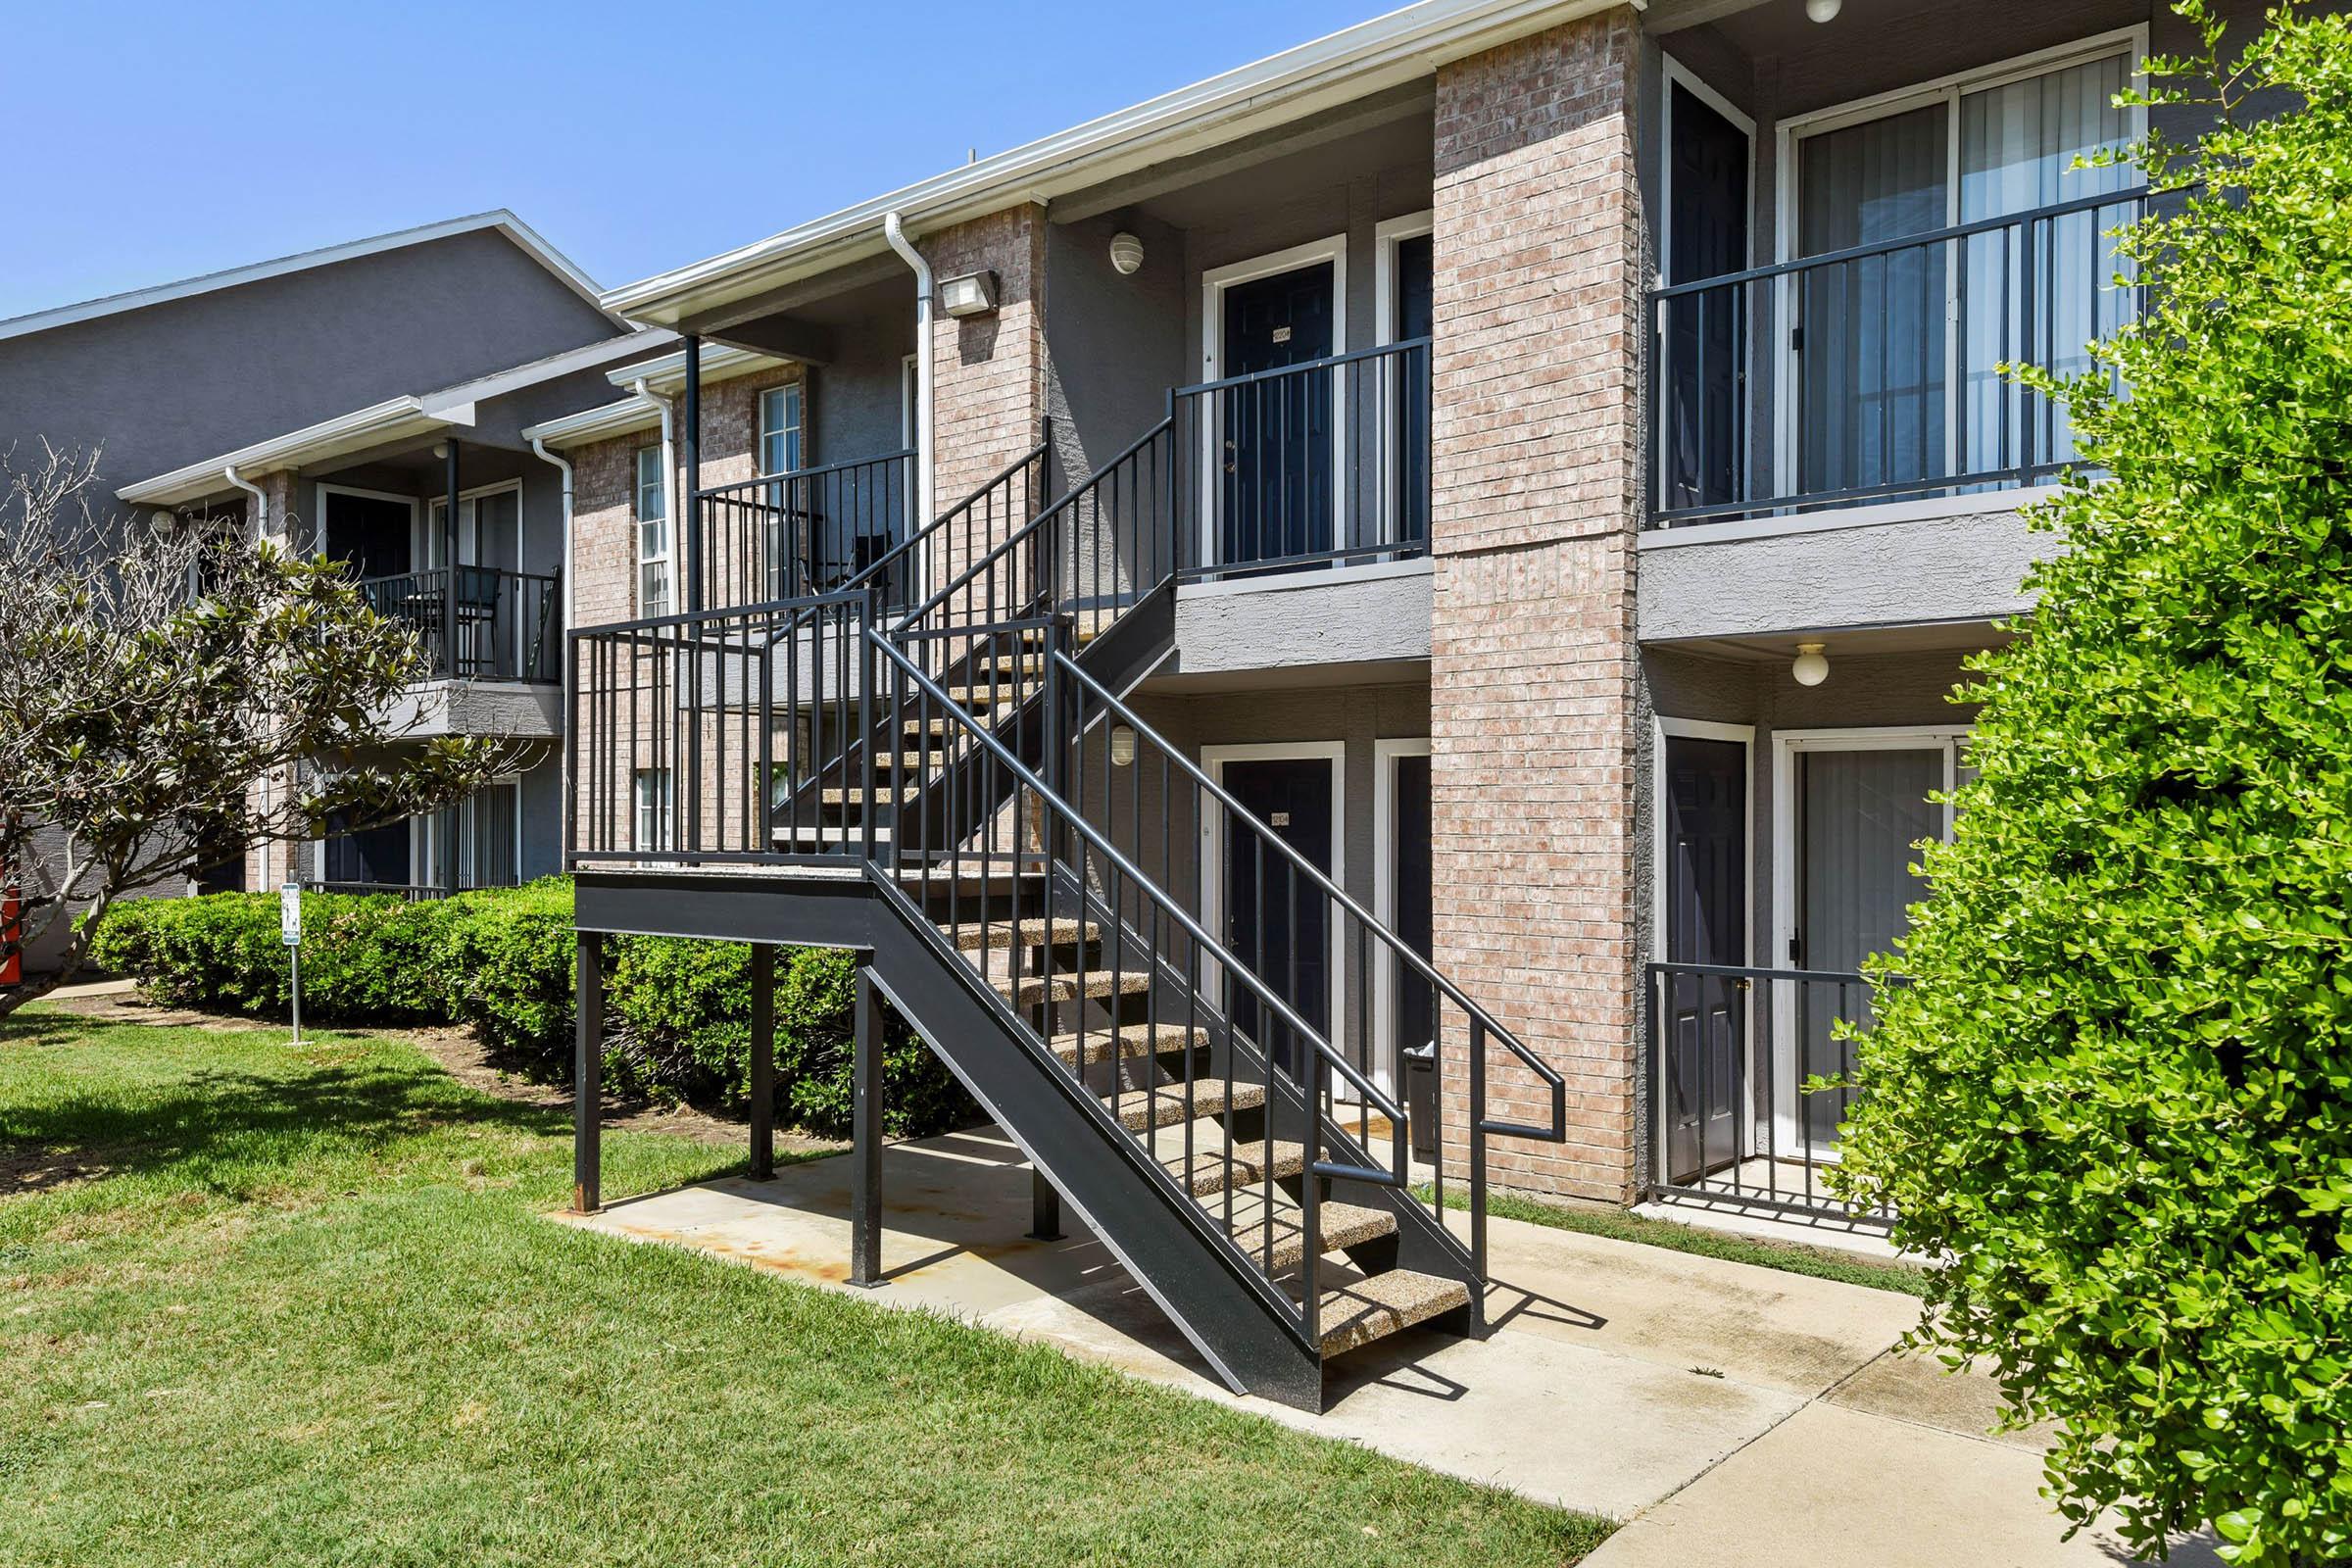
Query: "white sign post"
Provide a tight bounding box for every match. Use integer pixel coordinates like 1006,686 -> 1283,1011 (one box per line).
279,882 -> 304,1046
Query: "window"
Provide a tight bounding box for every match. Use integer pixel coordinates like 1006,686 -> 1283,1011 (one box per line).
634,444 -> 669,618
1785,38 -> 2142,500
410,781 -> 520,891
633,768 -> 673,854
759,383 -> 805,478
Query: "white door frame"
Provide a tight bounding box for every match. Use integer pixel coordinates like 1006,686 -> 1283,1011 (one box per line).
1200,740 -> 1348,1070
1655,58 -> 1756,512
421,476 -> 524,568
1198,234 -> 1349,572
1770,724 -> 1968,1154
314,482 -> 417,568
1370,736 -> 1431,1097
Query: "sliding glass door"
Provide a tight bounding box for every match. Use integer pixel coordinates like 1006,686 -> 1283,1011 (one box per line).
1790,42 -> 2138,503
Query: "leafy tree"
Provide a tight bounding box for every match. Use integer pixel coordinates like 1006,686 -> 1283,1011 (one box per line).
1831,8 -> 2352,1561
0,444 -> 514,1015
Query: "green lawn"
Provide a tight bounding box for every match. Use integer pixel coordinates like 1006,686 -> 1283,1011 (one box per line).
0,1010 -> 1609,1567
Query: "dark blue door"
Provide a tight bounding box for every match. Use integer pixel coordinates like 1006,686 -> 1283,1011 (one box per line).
1223,757 -> 1335,1075
1219,263 -> 1335,568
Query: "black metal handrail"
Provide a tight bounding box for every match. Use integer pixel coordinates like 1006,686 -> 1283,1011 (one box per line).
868,624 -> 1407,1348
695,451 -> 914,610
1054,648 -> 1564,1273
1642,959 -> 1887,1226
564,589 -> 872,869
359,564 -> 562,683
1169,336 -> 1431,580
839,434 -> 1052,621
1648,185 -> 2146,527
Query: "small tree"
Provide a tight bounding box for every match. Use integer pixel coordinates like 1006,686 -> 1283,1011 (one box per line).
0,444 -> 515,1015
1830,7 -> 2352,1561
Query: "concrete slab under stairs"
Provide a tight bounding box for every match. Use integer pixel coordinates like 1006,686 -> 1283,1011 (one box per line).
559,1128 -> 2224,1561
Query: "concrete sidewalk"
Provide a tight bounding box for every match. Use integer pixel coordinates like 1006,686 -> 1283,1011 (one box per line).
558,1127 -> 2218,1565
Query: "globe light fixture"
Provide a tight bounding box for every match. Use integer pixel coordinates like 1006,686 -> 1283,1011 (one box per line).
1791,642 -> 1831,687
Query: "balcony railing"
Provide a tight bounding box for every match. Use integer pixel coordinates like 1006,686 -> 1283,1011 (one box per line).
359,566 -> 562,684
1171,337 -> 1431,579
695,451 -> 914,612
1642,960 -> 1888,1226
1647,187 -> 2145,528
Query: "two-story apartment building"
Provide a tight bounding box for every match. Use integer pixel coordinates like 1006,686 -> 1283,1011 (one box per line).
554,0 -> 2295,1408
0,212 -> 635,959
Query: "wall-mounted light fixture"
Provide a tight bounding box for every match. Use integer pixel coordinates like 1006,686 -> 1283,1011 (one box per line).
1109,231 -> 1145,275
938,270 -> 999,318
1791,642 -> 1831,687
1109,725 -> 1138,767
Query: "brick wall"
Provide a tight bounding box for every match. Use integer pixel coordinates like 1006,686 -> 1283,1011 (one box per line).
1427,9 -> 1646,1202
921,206 -> 1048,580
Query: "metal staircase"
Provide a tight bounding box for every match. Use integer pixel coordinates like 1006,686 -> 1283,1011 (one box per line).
569,391 -> 1565,1412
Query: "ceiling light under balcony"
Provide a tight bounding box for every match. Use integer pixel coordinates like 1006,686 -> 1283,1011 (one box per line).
1791,642 -> 1831,687
1805,0 -> 1841,22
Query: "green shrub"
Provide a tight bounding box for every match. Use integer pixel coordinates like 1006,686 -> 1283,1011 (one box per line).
1830,9 -> 2352,1561
91,878 -> 970,1141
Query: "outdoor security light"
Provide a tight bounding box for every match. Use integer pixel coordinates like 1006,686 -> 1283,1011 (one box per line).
1109,725 -> 1138,767
1791,642 -> 1831,687
938,270 -> 999,318
1109,231 -> 1146,275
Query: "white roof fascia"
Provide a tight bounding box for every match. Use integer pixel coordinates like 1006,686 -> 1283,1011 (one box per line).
521,397 -> 662,450
117,397 -> 472,507
603,342 -> 789,396
415,328 -> 679,416
600,0 -> 1613,325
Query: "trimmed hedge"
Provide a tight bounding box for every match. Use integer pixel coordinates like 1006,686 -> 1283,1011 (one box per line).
88,879 -> 968,1139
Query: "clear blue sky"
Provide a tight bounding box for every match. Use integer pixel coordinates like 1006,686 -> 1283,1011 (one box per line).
2,0 -> 1380,321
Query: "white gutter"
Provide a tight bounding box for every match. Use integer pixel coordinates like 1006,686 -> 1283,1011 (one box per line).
222,464 -> 268,536
881,213 -> 935,528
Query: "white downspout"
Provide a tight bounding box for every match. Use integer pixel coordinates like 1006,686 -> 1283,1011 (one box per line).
882,212 -> 936,527
528,436 -> 575,637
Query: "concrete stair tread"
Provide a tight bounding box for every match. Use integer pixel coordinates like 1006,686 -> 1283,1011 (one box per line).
1099,1077 -> 1264,1133
1000,967 -> 1151,1007
952,918 -> 1099,952
772,825 -> 892,845
820,785 -> 917,807
1049,1023 -> 1205,1068
904,714 -> 1004,736
1164,1139 -> 1306,1198
1316,1270 -> 1472,1358
1228,1200 -> 1397,1276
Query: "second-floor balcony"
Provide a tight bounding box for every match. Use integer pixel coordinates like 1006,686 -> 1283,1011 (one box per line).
1648,186 -> 2145,531
359,564 -> 563,684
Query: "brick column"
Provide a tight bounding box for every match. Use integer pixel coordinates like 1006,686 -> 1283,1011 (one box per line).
920,205 -> 1048,575
1427,10 -> 1646,1202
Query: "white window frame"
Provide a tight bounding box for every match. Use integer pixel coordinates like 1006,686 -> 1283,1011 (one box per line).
633,766 -> 674,856
1370,736 -> 1431,1098
634,443 -> 670,618
1769,27 -> 2149,500
1199,740 -> 1348,1075
1769,723 -> 1971,1156
1198,234 -> 1350,573
758,380 -> 807,480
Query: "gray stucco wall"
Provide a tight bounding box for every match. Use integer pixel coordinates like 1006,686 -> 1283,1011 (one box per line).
1637,499 -> 2052,642
0,227 -> 617,516
808,289 -> 916,468
1045,213 -> 1190,483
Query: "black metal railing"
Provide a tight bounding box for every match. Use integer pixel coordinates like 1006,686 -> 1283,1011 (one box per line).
359,566 -> 563,683
1648,187 -> 2145,528
1171,337 -> 1431,578
566,590 -> 874,869
695,451 -> 914,612
304,880 -> 449,901
1054,650 -> 1564,1274
871,626 -> 1419,1346
842,436 -> 1052,623
1642,960 -> 1887,1225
